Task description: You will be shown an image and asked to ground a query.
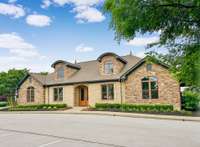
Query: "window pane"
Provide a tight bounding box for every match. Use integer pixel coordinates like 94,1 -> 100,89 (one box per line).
27,88 -> 30,102
30,88 -> 34,102
151,81 -> 158,90
142,81 -> 149,99
57,67 -> 64,79
108,84 -> 114,99
54,88 -> 58,101
59,88 -> 63,101
146,64 -> 152,71
151,81 -> 158,99
142,82 -> 149,90
101,85 -> 107,99
104,62 -> 113,74
142,90 -> 149,99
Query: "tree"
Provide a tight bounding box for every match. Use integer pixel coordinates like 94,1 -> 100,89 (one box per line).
104,0 -> 200,87
0,69 -> 28,98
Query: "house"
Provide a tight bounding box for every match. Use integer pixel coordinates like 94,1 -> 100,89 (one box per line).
17,52 -> 181,110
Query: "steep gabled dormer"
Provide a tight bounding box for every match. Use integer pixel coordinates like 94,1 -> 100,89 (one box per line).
51,60 -> 81,80
97,52 -> 127,75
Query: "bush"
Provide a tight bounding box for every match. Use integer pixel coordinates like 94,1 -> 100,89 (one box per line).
95,103 -> 174,112
9,104 -> 67,111
182,90 -> 200,111
0,102 -> 8,107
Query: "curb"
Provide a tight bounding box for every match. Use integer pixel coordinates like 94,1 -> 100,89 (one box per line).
0,111 -> 200,122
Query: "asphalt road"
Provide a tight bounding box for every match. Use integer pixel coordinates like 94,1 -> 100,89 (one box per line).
0,113 -> 199,147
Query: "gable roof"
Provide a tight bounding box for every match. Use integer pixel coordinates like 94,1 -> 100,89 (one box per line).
45,54 -> 141,86
97,52 -> 127,64
121,57 -> 170,80
17,73 -> 46,89
18,54 -> 170,87
51,60 -> 81,70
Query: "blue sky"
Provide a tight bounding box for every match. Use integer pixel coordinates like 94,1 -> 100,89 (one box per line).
0,0 -> 160,72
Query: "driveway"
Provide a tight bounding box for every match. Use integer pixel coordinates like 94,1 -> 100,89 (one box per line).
0,113 -> 199,147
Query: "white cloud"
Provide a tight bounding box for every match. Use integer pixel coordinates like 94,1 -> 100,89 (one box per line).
26,14 -> 52,27
8,0 -> 17,3
0,3 -> 25,18
0,33 -> 47,72
75,44 -> 94,52
126,36 -> 159,46
0,33 -> 44,58
41,0 -> 52,9
73,5 -> 105,23
41,0 -> 105,23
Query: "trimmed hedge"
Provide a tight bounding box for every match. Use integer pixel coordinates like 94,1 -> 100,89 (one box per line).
9,104 -> 67,111
0,102 -> 8,107
95,103 -> 174,112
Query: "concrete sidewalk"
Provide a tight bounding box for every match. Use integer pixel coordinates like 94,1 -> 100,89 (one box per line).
1,109 -> 200,122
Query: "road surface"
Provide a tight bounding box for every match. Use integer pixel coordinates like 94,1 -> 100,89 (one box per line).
0,113 -> 199,147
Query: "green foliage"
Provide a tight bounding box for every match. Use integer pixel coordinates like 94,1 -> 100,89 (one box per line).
182,90 -> 200,111
0,102 -> 8,107
104,0 -> 200,87
95,103 -> 174,112
9,104 -> 67,111
0,69 -> 28,97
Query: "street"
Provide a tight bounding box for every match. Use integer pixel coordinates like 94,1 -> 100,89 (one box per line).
0,113 -> 199,147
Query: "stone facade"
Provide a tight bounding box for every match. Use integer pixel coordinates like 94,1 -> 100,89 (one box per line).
99,55 -> 125,75
53,63 -> 78,80
17,54 -> 181,110
18,77 -> 45,104
124,63 -> 181,110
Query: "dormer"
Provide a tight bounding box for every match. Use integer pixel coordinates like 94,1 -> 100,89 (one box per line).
51,60 -> 80,80
97,52 -> 127,75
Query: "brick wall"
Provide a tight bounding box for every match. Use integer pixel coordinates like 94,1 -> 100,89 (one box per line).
18,76 -> 45,104
99,55 -> 124,75
124,63 -> 181,110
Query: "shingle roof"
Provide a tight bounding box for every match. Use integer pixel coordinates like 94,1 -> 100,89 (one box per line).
29,54 -> 142,86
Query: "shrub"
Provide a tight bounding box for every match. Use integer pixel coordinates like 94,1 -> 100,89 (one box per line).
0,102 -> 8,107
95,103 -> 174,112
9,104 -> 67,111
182,90 -> 200,111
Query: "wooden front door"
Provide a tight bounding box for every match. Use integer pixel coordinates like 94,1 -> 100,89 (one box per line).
79,87 -> 88,106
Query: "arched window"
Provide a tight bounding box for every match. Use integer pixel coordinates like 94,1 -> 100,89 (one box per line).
57,67 -> 64,79
104,61 -> 113,74
142,77 -> 158,99
27,87 -> 34,102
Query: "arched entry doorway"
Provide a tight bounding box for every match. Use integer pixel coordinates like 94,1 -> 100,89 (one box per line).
75,85 -> 88,106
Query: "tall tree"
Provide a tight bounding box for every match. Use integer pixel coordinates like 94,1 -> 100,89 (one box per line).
104,0 -> 200,87
0,69 -> 28,97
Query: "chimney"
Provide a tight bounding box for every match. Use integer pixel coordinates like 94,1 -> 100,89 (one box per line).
129,50 -> 133,56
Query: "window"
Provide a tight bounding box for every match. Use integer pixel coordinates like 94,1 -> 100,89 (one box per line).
101,84 -> 114,100
146,64 -> 152,71
142,77 -> 158,99
57,67 -> 64,79
104,62 -> 113,74
27,87 -> 34,102
53,87 -> 63,101
29,77 -> 32,83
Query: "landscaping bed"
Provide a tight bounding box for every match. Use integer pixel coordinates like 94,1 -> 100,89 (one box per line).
0,102 -> 8,107
90,103 -> 194,116
8,104 -> 68,111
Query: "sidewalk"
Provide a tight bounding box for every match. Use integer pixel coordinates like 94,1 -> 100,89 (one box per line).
1,108 -> 200,122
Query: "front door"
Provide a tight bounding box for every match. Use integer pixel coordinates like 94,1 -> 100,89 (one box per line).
79,87 -> 88,106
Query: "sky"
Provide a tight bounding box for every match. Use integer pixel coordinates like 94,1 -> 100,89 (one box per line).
0,0 -> 160,72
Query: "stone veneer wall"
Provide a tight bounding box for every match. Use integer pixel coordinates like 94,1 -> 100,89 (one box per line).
99,55 -> 124,75
53,63 -> 77,80
124,63 -> 181,110
18,76 -> 45,104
